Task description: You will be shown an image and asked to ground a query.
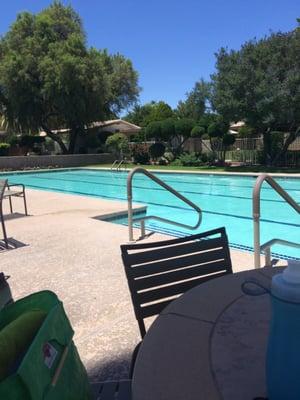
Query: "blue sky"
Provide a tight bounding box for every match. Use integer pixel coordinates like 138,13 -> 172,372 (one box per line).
1,0 -> 299,111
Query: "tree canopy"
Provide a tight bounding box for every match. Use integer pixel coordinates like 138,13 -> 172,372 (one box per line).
176,79 -> 212,121
211,20 -> 300,164
0,1 -> 139,153
125,101 -> 174,127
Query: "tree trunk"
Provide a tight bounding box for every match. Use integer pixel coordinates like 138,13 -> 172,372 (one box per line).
271,128 -> 300,166
68,130 -> 77,154
41,124 -> 68,154
68,125 -> 85,154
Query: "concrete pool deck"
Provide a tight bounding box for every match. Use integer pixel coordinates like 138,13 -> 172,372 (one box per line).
0,189 -> 283,381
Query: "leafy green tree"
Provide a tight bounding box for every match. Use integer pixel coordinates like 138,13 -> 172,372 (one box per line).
0,2 -> 139,154
207,120 -> 229,138
208,119 -> 234,161
145,121 -> 162,141
212,20 -> 300,165
143,101 -> 174,125
105,133 -> 129,158
160,118 -> 176,141
125,101 -> 174,128
145,117 -> 196,156
173,118 -> 196,155
149,142 -> 166,160
176,79 -> 212,121
124,103 -> 154,127
191,125 -> 205,138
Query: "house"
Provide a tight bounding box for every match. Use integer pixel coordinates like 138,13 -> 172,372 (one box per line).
89,119 -> 141,137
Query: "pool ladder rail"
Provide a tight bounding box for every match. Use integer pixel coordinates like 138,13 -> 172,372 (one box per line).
111,159 -> 127,171
253,174 -> 300,269
127,167 -> 202,242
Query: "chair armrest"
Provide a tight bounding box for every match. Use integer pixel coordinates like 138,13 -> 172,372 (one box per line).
7,183 -> 25,192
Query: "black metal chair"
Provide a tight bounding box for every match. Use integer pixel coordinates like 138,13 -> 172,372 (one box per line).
91,380 -> 131,400
121,227 -> 233,338
0,179 -> 28,248
1,179 -> 28,216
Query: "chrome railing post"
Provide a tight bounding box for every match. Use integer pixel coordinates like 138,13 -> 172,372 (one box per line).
253,173 -> 300,268
127,169 -> 135,242
127,167 -> 202,242
265,247 -> 271,267
140,220 -> 146,239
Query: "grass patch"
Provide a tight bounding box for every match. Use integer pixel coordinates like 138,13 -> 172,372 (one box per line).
86,163 -> 300,174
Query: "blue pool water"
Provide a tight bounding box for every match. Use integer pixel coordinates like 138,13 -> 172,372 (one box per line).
1,168 -> 299,260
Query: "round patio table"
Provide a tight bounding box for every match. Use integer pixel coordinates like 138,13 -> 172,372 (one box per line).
132,267 -> 282,400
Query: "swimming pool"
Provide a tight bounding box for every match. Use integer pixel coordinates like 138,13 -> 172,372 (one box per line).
1,168 -> 299,260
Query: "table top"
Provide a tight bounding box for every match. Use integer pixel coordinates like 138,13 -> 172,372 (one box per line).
132,267 -> 282,400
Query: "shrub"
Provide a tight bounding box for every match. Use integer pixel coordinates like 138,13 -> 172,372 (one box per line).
164,152 -> 174,162
131,143 -> 150,164
172,152 -> 202,166
149,142 -> 166,160
19,135 -> 45,147
105,133 -> 129,157
0,143 -> 10,156
191,125 -> 205,138
6,135 -> 20,146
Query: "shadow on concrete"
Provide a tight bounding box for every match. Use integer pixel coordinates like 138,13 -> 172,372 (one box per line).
0,238 -> 28,252
87,351 -> 132,383
3,212 -> 29,221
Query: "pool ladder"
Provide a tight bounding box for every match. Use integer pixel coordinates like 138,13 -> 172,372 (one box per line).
127,167 -> 202,241
253,174 -> 300,268
111,159 -> 127,171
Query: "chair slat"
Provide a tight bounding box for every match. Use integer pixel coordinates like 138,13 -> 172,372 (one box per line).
137,271 -> 228,305
121,227 -> 232,338
124,236 -> 224,266
128,247 -> 226,278
139,298 -> 174,319
139,271 -> 229,319
133,259 -> 229,291
122,227 -> 226,250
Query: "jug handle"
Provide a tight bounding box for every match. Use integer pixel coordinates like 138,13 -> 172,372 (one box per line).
241,278 -> 271,296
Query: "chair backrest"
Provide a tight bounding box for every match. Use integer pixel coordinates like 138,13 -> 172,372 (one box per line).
121,227 -> 232,338
0,180 -> 7,200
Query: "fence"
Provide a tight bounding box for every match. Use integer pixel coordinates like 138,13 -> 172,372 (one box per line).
185,137 -> 300,166
0,153 -> 114,170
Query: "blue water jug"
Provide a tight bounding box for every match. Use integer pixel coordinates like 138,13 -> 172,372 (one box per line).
242,261 -> 300,400
266,261 -> 300,400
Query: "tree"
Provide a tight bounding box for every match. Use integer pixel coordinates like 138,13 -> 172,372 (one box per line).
145,121 -> 162,141
145,117 -> 196,156
212,20 -> 300,165
191,125 -> 206,138
0,2 -> 139,154
125,101 -> 174,127
105,133 -> 129,158
149,142 -> 166,160
208,119 -> 235,161
173,118 -> 195,155
176,79 -> 212,121
124,103 -> 154,127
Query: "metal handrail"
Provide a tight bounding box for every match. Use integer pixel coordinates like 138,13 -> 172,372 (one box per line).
111,160 -> 118,170
127,167 -> 202,241
253,173 -> 300,268
261,238 -> 300,267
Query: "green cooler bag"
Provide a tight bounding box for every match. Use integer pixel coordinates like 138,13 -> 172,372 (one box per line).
0,290 -> 92,400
